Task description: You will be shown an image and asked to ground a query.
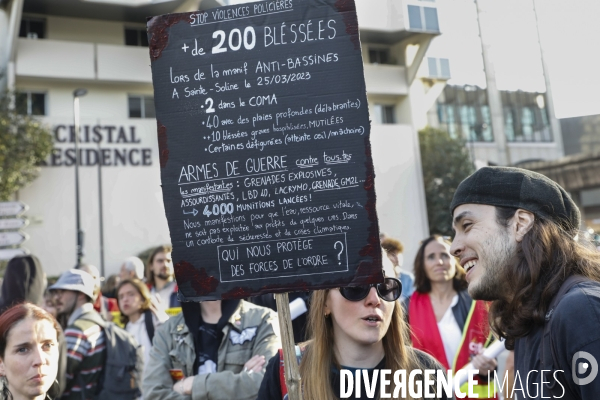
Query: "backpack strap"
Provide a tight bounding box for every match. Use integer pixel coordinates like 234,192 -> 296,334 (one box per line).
78,311 -> 106,328
541,275 -> 589,396
144,309 -> 155,342
78,374 -> 87,400
279,346 -> 304,400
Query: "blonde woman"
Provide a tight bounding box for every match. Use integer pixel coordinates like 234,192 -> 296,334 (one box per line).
257,277 -> 449,400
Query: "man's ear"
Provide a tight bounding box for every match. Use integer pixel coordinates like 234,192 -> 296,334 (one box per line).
514,209 -> 535,242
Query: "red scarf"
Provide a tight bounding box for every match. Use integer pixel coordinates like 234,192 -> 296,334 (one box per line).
409,291 -> 496,400
409,291 -> 452,368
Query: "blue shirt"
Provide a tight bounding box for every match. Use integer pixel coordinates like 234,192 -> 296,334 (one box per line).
399,271 -> 415,300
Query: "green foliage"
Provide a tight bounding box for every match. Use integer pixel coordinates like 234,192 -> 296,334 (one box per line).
419,127 -> 474,236
0,94 -> 53,201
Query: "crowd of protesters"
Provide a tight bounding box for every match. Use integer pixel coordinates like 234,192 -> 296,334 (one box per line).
0,166 -> 599,400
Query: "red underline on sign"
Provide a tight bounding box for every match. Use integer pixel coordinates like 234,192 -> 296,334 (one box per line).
190,9 -> 294,27
324,161 -> 351,165
181,189 -> 232,199
178,169 -> 288,185
313,185 -> 360,192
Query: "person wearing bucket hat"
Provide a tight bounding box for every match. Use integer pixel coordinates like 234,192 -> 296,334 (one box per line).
49,270 -> 105,400
449,166 -> 600,400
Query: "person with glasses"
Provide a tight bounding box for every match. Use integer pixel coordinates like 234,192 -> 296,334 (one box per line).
256,274 -> 449,400
405,235 -> 497,400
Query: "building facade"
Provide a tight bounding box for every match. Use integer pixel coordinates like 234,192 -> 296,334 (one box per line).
427,84 -> 564,166
520,115 -> 600,237
2,0 -> 440,276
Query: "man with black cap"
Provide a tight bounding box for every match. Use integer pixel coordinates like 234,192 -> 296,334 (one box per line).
449,166 -> 600,399
50,269 -> 105,400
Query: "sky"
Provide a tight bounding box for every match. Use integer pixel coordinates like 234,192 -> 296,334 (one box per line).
429,0 -> 600,119
226,0 -> 600,119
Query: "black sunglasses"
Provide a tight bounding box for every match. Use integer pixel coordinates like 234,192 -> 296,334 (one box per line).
338,277 -> 402,302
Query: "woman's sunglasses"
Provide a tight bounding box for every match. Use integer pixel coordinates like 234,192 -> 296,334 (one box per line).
338,277 -> 402,302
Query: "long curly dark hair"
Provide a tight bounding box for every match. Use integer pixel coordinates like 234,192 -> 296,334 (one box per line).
490,207 -> 600,350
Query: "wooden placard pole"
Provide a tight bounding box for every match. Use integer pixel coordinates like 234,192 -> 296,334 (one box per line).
275,293 -> 303,400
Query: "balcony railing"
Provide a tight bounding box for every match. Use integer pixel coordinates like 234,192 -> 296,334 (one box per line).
363,64 -> 408,95
16,38 -> 152,83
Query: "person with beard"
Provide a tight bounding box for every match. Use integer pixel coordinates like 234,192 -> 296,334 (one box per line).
74,264 -> 118,321
146,246 -> 180,310
142,298 -> 280,400
449,166 -> 600,400
48,270 -> 105,400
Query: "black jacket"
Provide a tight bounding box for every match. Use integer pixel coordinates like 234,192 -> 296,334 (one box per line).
256,348 -> 450,400
0,255 -> 45,313
514,280 -> 600,400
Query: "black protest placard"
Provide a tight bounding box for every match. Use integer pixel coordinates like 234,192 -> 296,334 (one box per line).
148,0 -> 382,301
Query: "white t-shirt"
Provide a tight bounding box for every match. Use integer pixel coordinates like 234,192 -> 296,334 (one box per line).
436,294 -> 462,368
126,313 -> 153,379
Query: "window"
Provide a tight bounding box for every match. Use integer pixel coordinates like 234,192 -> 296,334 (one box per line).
521,107 -> 535,141
501,91 -> 553,142
407,5 -> 439,32
16,92 -> 46,116
128,95 -> 155,118
504,108 -> 515,141
368,49 -> 390,65
436,86 -> 493,142
372,104 -> 395,124
125,28 -> 149,47
19,17 -> 45,39
427,57 -> 450,79
440,59 -> 450,78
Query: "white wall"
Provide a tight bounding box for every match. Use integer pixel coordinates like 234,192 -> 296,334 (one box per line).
16,38 -> 95,80
47,16 -> 126,44
370,124 -> 429,269
469,142 -> 562,165
364,64 -> 408,95
355,0 -> 406,32
14,0 -> 434,278
17,81 -> 169,277
16,38 -> 153,83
